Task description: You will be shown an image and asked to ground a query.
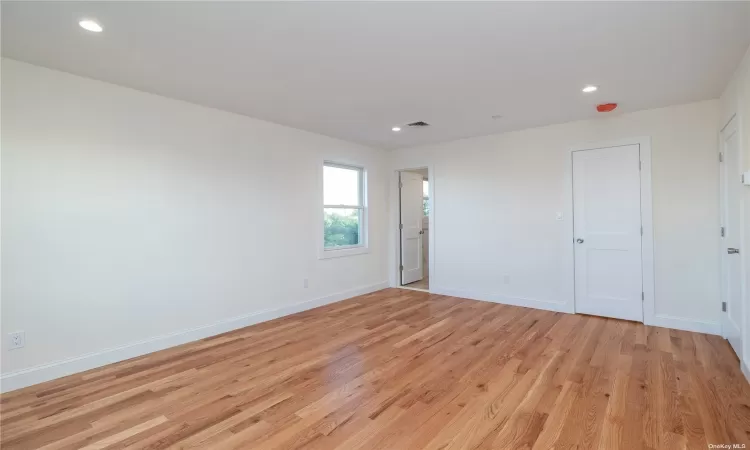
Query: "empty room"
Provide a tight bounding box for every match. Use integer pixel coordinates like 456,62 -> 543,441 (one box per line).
2,1 -> 750,449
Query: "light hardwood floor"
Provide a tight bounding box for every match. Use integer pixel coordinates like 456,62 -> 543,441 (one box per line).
1,288 -> 749,449
404,277 -> 429,290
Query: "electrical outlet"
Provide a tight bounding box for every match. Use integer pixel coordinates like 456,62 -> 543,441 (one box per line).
303,278 -> 309,288
8,331 -> 25,350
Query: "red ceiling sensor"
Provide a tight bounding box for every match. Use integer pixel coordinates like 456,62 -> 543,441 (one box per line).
596,103 -> 618,112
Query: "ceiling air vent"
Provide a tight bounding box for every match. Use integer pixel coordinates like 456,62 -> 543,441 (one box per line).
407,121 -> 430,127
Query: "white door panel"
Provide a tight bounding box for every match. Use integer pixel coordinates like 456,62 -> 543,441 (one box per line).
573,144 -> 643,322
720,117 -> 742,357
400,172 -> 424,285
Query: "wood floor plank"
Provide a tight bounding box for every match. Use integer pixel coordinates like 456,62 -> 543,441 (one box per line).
1,288 -> 748,450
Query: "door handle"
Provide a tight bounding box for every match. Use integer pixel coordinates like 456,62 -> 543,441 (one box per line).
728,248 -> 740,254
576,238 -> 584,244
419,230 -> 424,235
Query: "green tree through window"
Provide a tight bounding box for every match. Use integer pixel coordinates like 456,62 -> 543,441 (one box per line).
324,209 -> 360,247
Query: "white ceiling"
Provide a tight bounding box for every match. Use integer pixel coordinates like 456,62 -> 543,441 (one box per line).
3,2 -> 750,150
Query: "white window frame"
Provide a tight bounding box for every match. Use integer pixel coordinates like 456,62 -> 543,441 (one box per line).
319,161 -> 369,259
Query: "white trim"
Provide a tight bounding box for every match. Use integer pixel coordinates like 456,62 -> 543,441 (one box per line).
649,314 -> 721,335
431,286 -> 570,313
324,204 -> 362,210
565,137 -> 655,323
640,139 -> 656,326
742,359 -> 750,384
390,165 -> 435,291
323,161 -> 364,173
718,114 -> 748,365
318,159 -> 370,260
319,245 -> 370,259
718,115 -> 735,339
0,281 -> 388,393
428,166 -> 435,290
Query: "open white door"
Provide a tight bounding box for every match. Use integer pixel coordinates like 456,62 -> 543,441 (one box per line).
400,172 -> 424,285
720,116 -> 742,357
573,144 -> 644,322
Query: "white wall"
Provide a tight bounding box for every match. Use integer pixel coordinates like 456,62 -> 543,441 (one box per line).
390,100 -> 721,333
720,44 -> 750,378
0,57 -> 734,392
0,59 -> 389,391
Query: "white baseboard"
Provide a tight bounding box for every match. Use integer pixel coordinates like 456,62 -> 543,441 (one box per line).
646,314 -> 721,335
432,287 -> 723,337
430,286 -> 573,314
0,282 -> 388,393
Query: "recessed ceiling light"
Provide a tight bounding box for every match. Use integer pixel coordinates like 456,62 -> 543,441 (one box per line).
79,19 -> 103,33
582,85 -> 598,93
392,127 -> 401,132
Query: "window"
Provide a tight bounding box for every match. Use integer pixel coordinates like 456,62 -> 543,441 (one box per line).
323,163 -> 366,253
423,179 -> 430,216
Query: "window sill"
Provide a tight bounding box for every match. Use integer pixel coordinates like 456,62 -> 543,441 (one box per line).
319,245 -> 370,260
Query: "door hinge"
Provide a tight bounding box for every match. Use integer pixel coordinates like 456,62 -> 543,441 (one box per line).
399,224 -> 403,230
400,265 -> 404,271
721,226 -> 725,237
719,152 -> 724,163
638,160 -> 642,171
641,292 -> 645,301
722,301 -> 727,312
640,226 -> 643,236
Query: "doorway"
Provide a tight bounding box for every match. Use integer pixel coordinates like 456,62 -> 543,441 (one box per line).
399,169 -> 429,291
719,115 -> 743,358
572,143 -> 646,322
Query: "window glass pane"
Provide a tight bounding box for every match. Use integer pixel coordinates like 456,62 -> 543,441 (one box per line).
324,208 -> 361,248
324,165 -> 360,206
423,179 -> 429,197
